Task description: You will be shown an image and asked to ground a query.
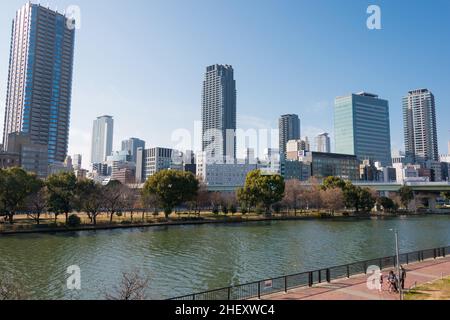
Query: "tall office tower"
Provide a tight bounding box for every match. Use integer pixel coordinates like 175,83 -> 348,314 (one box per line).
73,154 -> 82,170
244,148 -> 255,164
201,64 -> 236,162
91,115 -> 114,165
335,92 -> 392,166
279,114 -> 301,157
315,133 -> 331,153
2,3 -> 76,164
402,89 -> 439,164
121,138 -> 145,163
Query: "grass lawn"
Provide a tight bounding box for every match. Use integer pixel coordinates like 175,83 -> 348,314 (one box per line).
405,277 -> 450,300
1,210 -> 332,233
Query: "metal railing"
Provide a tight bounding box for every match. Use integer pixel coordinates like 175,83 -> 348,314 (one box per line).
170,245 -> 449,300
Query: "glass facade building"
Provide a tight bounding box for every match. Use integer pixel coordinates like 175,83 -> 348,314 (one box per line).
334,92 -> 392,166
121,138 -> 145,163
279,114 -> 301,157
2,3 -> 75,164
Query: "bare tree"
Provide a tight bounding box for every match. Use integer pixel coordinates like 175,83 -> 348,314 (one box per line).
302,178 -> 322,211
142,192 -> 159,219
25,186 -> 47,225
105,271 -> 149,300
0,272 -> 28,300
195,184 -> 210,215
123,186 -> 140,222
320,187 -> 344,215
283,180 -> 303,215
103,181 -> 127,223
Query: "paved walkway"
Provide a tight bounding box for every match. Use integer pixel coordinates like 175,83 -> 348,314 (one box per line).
263,256 -> 450,300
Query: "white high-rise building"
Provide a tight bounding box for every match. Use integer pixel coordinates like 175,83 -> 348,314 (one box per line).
73,154 -> 82,170
403,89 -> 439,163
91,116 -> 114,165
315,133 -> 331,153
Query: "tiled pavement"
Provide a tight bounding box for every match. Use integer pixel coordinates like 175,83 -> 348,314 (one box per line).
263,256 -> 450,300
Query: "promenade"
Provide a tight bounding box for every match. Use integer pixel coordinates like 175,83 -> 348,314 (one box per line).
264,256 -> 450,300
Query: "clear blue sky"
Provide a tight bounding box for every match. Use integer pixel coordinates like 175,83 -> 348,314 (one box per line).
1,0 -> 449,167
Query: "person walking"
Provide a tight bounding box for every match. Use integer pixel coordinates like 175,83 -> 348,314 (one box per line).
400,266 -> 407,290
388,271 -> 395,293
379,272 -> 384,292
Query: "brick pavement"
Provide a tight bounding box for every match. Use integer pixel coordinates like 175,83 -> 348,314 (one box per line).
263,256 -> 450,300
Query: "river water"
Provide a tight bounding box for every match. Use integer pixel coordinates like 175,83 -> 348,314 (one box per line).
0,215 -> 449,300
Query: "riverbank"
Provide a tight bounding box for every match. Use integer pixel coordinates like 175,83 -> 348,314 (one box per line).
0,210 -> 440,236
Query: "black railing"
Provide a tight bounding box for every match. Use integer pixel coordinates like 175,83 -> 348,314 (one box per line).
170,245 -> 449,300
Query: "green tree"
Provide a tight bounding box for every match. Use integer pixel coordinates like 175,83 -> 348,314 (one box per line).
322,176 -> 346,191
142,170 -> 199,219
75,179 -> 104,225
0,168 -> 38,224
378,196 -> 396,213
46,172 -> 77,223
399,186 -> 414,209
342,182 -> 361,212
358,188 -> 376,213
441,191 -> 450,202
239,170 -> 285,215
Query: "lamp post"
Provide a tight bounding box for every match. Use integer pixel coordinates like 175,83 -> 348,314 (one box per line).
390,228 -> 403,300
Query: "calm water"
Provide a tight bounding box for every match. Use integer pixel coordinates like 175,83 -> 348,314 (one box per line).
1,215 -> 450,300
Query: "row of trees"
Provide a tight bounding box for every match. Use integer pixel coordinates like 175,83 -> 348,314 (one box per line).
0,167 -> 423,227
0,168 -> 138,225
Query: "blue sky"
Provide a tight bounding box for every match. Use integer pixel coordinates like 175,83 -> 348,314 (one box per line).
0,0 -> 449,167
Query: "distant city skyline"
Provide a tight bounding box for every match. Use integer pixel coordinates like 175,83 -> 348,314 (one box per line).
1,1 -> 450,169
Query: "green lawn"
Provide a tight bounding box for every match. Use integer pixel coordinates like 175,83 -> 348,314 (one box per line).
405,277 -> 450,300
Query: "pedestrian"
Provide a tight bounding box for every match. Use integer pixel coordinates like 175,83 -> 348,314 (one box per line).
400,266 -> 406,290
379,272 -> 384,292
388,271 -> 394,293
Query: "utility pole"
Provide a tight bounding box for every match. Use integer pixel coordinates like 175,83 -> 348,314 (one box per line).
394,229 -> 403,300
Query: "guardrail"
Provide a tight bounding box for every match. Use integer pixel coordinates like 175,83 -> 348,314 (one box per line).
170,245 -> 449,300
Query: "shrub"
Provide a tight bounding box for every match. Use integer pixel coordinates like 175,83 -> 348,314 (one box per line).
67,214 -> 81,227
212,206 -> 219,215
221,206 -> 228,215
229,205 -> 237,215
241,207 -> 248,215
272,203 -> 282,214
255,206 -> 264,215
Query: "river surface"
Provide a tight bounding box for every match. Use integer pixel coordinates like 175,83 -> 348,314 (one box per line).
1,215 -> 449,300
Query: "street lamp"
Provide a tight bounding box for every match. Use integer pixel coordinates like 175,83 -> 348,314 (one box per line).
390,228 -> 403,300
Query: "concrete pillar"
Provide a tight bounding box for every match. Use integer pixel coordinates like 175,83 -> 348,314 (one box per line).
428,195 -> 437,211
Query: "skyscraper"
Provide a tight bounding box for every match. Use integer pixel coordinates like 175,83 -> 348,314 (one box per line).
335,92 -> 392,166
403,89 -> 439,163
279,114 -> 301,157
91,116 -> 114,165
2,3 -> 76,164
315,133 -> 331,153
121,138 -> 145,163
201,64 -> 236,162
73,154 -> 82,170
